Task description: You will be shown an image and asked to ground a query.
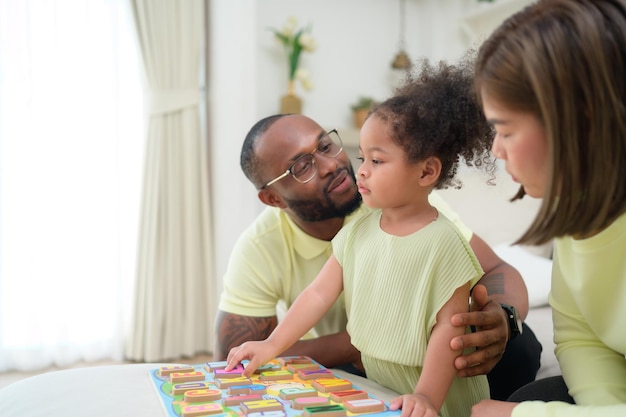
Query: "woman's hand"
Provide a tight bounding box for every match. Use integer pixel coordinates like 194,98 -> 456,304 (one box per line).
471,399 -> 517,417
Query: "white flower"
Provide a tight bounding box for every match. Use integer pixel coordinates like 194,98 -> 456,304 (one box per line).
298,33 -> 317,52
269,17 -> 315,91
281,17 -> 298,38
300,78 -> 314,91
295,68 -> 309,80
295,68 -> 313,91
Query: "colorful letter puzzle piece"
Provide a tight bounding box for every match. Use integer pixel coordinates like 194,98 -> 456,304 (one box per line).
311,378 -> 353,393
240,399 -> 285,415
184,388 -> 222,403
344,399 -> 386,413
292,396 -> 331,410
329,390 -> 368,402
302,404 -> 347,417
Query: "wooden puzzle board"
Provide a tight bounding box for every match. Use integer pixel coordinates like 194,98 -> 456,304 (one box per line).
150,356 -> 402,417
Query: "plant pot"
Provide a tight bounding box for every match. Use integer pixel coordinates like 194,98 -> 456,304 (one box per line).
280,80 -> 302,114
353,108 -> 369,129
280,93 -> 302,114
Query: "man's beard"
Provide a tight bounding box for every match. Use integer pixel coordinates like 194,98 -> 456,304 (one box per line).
283,167 -> 362,222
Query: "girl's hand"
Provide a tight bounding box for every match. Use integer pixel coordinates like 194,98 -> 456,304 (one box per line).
225,340 -> 277,377
389,393 -> 439,417
471,399 -> 517,417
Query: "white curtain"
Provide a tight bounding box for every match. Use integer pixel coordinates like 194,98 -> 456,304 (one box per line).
0,0 -> 144,372
125,0 -> 214,362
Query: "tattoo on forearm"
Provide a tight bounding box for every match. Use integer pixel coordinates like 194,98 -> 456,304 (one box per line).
216,313 -> 277,358
481,272 -> 505,295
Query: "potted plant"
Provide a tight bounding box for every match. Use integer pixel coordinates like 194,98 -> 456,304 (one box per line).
350,96 -> 375,129
269,17 -> 317,114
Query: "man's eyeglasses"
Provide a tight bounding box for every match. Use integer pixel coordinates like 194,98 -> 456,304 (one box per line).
262,129 -> 344,189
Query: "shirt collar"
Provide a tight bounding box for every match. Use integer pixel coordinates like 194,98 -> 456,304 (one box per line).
284,204 -> 369,260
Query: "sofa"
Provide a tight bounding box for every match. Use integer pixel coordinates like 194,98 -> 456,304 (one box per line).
437,163 -> 559,380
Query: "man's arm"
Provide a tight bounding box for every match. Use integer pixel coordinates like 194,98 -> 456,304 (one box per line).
470,234 -> 529,318
450,234 -> 530,377
214,310 -> 362,369
214,310 -> 277,361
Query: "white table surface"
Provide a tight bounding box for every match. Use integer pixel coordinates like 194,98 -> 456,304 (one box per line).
0,363 -> 400,417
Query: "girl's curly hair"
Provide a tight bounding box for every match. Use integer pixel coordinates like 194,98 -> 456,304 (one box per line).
371,53 -> 495,189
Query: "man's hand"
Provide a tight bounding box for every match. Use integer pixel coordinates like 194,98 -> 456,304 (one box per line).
450,284 -> 508,377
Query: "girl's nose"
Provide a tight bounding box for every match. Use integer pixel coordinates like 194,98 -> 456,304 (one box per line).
491,135 -> 505,159
357,162 -> 366,177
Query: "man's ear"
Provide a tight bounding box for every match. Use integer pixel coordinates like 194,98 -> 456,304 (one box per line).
419,157 -> 442,186
258,188 -> 288,209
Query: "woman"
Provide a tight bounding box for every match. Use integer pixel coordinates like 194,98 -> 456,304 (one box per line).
471,0 -> 626,416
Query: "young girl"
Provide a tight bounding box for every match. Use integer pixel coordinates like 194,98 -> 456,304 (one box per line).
226,58 -> 495,417
470,1 -> 626,416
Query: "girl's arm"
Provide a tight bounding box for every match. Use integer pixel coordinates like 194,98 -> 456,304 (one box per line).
390,282 -> 471,416
225,255 -> 344,376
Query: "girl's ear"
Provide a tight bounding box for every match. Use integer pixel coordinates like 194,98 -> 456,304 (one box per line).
419,157 -> 442,186
258,188 -> 288,209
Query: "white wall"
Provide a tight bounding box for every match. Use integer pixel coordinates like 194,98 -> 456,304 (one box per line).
209,0 -> 534,294
209,0 -> 263,299
255,0 -> 486,128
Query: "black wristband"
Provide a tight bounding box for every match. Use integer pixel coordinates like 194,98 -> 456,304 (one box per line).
500,303 -> 523,340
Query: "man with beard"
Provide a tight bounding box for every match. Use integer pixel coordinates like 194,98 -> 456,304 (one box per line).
215,114 -> 541,399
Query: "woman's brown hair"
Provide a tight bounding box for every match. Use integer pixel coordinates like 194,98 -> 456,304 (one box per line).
475,0 -> 626,245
